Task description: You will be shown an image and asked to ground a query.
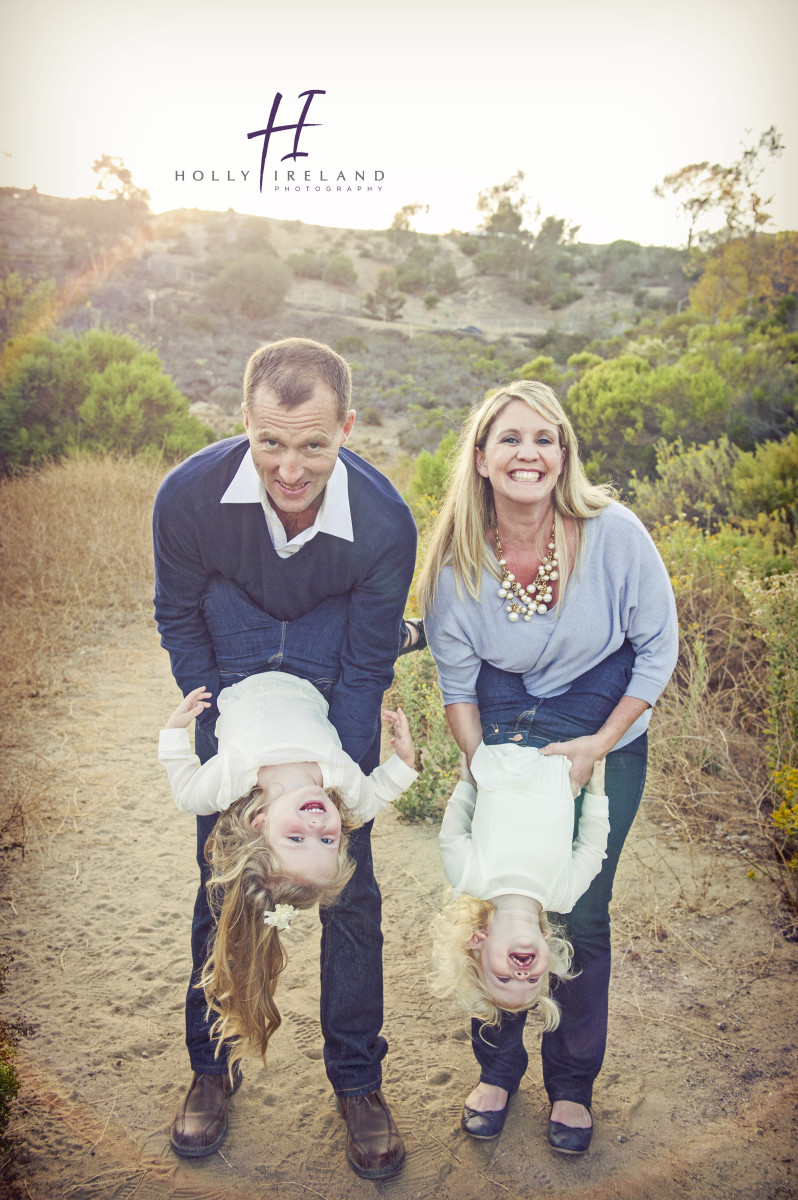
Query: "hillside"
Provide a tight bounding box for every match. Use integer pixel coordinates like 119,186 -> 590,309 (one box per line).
0,187 -> 689,451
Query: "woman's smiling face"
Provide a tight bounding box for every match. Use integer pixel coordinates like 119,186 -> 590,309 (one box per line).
474,399 -> 565,513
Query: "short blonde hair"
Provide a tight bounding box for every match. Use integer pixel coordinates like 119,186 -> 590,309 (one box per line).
417,380 -> 616,612
429,894 -> 574,1031
200,784 -> 356,1077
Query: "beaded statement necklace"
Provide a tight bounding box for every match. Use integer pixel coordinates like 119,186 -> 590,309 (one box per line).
495,524 -> 558,622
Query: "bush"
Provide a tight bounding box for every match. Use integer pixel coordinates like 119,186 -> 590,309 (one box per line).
286,250 -> 324,279
389,651 -> 459,822
326,253 -> 357,287
0,330 -> 213,470
628,436 -> 741,530
205,252 -> 291,319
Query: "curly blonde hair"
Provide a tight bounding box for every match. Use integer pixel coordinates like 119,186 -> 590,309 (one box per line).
429,895 -> 574,1031
417,379 -> 617,613
200,784 -> 357,1077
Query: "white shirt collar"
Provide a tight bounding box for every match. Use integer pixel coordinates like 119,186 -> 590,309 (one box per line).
220,449 -> 353,556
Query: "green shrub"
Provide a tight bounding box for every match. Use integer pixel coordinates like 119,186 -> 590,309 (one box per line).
326,253 -> 357,287
390,652 -> 459,822
335,334 -> 367,358
205,252 -> 291,318
0,330 -> 213,470
628,436 -> 741,530
286,250 -> 325,279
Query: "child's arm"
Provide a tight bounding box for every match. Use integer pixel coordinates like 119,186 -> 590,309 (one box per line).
158,689 -> 232,815
567,762 -> 610,905
326,709 -> 419,823
586,756 -> 605,796
438,777 -> 477,893
165,686 -> 212,729
382,707 -> 415,768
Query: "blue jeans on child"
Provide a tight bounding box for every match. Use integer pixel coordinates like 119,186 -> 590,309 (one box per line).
469,642 -> 648,1109
186,577 -> 392,1096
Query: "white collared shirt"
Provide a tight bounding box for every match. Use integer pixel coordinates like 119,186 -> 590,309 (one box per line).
220,449 -> 354,558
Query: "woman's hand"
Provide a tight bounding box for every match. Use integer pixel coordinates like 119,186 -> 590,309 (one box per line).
541,735 -> 603,797
383,707 -> 415,768
166,686 -> 212,729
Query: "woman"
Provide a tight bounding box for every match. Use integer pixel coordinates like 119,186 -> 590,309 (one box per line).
419,380 -> 678,1154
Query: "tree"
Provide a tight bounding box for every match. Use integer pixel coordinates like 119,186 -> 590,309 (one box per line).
653,162 -> 726,249
476,171 -> 535,236
390,202 -> 429,234
690,231 -> 798,324
92,154 -> 150,208
363,270 -> 405,322
655,126 -> 784,248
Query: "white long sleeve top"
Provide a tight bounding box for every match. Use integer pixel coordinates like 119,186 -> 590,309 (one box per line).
439,741 -> 610,913
158,672 -> 418,819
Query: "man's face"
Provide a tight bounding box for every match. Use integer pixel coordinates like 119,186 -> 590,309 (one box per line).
243,382 -> 355,527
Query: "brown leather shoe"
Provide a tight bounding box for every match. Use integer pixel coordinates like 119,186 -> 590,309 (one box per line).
169,1069 -> 242,1158
337,1089 -> 406,1179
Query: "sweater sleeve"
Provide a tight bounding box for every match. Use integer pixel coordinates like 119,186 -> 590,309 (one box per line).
327,497 -> 417,766
566,792 -> 610,907
157,728 -> 230,815
330,749 -> 419,823
424,570 -> 485,707
620,515 -> 679,708
152,476 -> 222,715
439,780 -> 478,892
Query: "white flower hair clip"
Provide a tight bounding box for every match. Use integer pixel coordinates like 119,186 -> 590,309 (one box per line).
263,903 -> 299,932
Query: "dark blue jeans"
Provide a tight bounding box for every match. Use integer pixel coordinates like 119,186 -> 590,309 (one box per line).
185,578 -> 389,1095
469,643 -> 648,1109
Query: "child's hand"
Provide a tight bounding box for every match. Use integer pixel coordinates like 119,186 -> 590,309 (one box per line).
459,751 -> 476,787
586,756 -> 606,795
383,707 -> 415,768
166,687 -> 212,729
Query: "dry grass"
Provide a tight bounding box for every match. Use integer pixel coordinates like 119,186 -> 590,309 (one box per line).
0,455 -> 162,690
0,455 -> 166,858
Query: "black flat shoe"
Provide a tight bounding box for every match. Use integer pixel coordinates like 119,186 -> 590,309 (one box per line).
461,1101 -> 509,1140
547,1106 -> 593,1155
398,618 -> 427,656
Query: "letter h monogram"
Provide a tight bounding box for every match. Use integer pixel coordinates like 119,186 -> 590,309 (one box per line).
248,90 -> 326,192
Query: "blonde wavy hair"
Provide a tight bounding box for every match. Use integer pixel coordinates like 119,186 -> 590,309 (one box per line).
417,380 -> 616,613
200,784 -> 357,1077
429,895 -> 574,1031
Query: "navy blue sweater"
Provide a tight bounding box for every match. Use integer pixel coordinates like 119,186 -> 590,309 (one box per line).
153,437 -> 417,766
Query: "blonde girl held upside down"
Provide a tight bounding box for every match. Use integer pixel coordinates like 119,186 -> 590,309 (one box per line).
159,672 -> 417,1075
431,745 -> 608,1033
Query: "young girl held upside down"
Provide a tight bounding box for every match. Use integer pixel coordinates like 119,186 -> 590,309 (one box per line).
159,671 -> 417,1075
431,743 -> 607,1032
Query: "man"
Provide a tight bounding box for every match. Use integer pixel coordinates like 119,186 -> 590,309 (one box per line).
152,337 -> 417,1179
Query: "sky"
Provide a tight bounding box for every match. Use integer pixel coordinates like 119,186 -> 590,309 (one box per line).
1,0 -> 796,247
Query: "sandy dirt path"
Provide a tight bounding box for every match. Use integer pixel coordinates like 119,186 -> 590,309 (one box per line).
1,620 -> 796,1200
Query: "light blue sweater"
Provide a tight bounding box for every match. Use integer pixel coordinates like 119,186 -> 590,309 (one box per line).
425,503 -> 678,749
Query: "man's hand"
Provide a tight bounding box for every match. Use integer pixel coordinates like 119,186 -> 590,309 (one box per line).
166,687 -> 212,730
383,707 -> 415,768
